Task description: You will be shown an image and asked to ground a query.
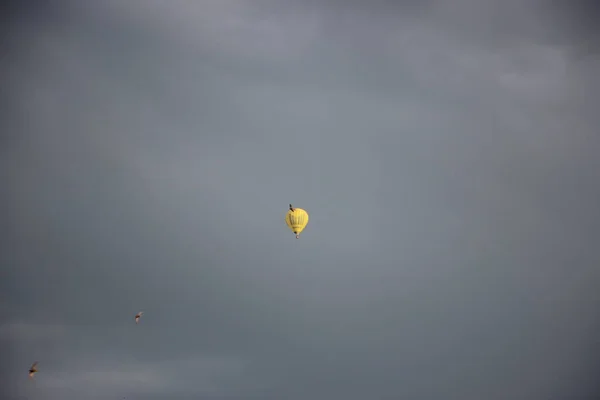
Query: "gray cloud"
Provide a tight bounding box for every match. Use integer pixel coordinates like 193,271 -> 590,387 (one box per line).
3,1 -> 600,399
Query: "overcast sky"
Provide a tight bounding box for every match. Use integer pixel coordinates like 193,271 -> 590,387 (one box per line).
2,1 -> 600,399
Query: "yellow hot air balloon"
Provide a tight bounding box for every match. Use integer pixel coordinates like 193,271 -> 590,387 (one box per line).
285,204 -> 309,239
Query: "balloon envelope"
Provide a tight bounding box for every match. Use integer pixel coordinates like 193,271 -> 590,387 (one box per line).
285,207 -> 309,238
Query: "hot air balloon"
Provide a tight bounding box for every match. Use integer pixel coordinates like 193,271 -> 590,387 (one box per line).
285,204 -> 309,239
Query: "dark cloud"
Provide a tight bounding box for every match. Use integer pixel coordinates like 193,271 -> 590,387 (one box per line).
3,1 -> 600,399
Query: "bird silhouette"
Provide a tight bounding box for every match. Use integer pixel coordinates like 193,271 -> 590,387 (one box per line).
28,361 -> 38,378
135,312 -> 143,324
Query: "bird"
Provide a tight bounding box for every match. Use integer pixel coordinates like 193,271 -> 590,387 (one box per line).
134,311 -> 143,324
28,361 -> 38,378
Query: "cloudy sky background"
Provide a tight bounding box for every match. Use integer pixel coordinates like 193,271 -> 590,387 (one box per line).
2,0 -> 600,399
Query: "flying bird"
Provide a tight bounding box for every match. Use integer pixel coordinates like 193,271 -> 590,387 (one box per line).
135,312 -> 143,324
28,361 -> 38,378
